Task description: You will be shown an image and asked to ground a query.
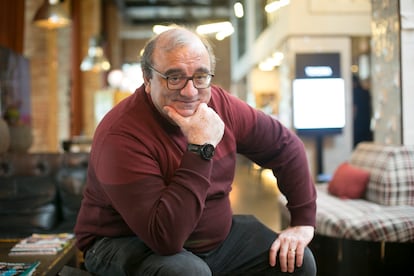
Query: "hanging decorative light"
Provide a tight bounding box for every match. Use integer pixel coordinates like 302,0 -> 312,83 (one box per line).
80,35 -> 111,72
33,0 -> 71,29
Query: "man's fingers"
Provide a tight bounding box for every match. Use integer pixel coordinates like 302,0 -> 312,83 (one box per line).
287,247 -> 297,273
295,243 -> 305,267
164,103 -> 224,146
269,238 -> 280,267
164,103 -> 206,126
163,106 -> 184,125
278,244 -> 289,272
270,226 -> 314,273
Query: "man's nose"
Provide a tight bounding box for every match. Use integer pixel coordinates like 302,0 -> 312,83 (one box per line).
180,80 -> 198,97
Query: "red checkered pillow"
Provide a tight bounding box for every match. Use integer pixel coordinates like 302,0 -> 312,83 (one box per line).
328,162 -> 370,199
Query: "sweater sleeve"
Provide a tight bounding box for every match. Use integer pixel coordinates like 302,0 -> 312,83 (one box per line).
92,131 -> 215,255
222,93 -> 317,227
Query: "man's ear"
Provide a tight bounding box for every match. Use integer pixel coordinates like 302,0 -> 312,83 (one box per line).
143,75 -> 151,93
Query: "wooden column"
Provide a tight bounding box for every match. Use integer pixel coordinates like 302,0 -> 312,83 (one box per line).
70,0 -> 83,136
0,0 -> 25,53
47,30 -> 59,151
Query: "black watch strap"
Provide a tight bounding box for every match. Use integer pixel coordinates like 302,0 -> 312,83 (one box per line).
187,143 -> 215,160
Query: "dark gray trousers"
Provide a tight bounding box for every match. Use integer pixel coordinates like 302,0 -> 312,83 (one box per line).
84,215 -> 316,275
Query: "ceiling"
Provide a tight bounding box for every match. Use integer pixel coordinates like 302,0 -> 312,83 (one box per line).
113,0 -> 232,27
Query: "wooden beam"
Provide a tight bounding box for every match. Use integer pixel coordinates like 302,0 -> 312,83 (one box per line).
70,0 -> 83,136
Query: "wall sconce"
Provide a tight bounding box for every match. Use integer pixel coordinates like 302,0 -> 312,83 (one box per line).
33,0 -> 71,29
80,35 -> 111,72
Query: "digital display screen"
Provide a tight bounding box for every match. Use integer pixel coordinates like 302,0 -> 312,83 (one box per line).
292,78 -> 345,135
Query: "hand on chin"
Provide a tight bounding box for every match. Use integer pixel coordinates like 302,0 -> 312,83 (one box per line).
175,108 -> 196,117
163,104 -> 197,125
170,102 -> 199,118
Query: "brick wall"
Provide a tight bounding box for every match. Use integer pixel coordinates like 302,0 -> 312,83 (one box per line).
25,0 -> 72,152
25,0 -> 105,152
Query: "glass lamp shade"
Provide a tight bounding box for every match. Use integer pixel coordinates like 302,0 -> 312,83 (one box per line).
33,0 -> 71,29
107,69 -> 124,88
81,36 -> 111,72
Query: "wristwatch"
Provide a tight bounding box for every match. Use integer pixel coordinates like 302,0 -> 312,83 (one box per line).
187,143 -> 215,160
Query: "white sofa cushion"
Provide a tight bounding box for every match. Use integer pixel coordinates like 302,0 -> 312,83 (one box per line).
315,184 -> 414,242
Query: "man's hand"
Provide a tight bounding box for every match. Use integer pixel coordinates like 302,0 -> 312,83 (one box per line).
163,103 -> 224,147
269,226 -> 314,273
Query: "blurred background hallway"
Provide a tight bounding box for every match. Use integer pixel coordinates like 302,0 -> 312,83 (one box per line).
231,156 -> 282,233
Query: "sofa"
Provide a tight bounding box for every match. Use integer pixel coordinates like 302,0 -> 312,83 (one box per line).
279,142 -> 414,276
0,152 -> 89,239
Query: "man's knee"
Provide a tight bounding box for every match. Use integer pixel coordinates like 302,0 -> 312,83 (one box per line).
300,247 -> 317,276
156,259 -> 211,276
139,251 -> 212,276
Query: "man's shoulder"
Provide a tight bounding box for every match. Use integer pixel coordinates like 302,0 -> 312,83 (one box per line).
211,85 -> 230,96
210,85 -> 242,106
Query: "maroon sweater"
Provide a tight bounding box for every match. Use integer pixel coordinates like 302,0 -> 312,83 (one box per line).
74,84 -> 316,255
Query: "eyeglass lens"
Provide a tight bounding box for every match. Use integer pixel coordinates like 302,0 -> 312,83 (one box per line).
167,74 -> 212,89
149,66 -> 213,90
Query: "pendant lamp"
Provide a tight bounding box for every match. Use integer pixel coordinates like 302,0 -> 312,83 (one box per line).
80,35 -> 111,72
33,0 -> 71,29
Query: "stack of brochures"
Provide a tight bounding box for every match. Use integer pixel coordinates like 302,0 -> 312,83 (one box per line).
8,233 -> 74,256
0,261 -> 40,276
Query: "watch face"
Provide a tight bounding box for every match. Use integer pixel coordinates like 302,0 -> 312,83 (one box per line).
201,144 -> 215,160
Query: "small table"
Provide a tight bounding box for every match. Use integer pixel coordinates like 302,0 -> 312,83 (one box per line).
0,238 -> 78,276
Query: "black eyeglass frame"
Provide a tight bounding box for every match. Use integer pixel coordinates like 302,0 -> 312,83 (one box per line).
148,65 -> 214,90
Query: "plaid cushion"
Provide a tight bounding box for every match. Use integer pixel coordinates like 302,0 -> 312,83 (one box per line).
349,142 -> 414,206
316,184 -> 414,242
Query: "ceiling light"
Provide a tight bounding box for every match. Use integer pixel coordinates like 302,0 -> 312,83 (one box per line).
33,0 -> 71,29
216,25 -> 235,40
197,21 -> 234,40
234,2 -> 244,18
81,36 -> 111,72
152,22 -> 234,40
258,52 -> 284,71
272,52 -> 284,61
196,21 -> 234,38
152,25 -> 173,34
265,0 -> 290,13
258,60 -> 275,71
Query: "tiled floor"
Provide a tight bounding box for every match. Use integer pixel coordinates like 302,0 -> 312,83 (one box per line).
230,156 -> 282,232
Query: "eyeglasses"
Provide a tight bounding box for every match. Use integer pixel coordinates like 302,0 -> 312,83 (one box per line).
149,65 -> 214,90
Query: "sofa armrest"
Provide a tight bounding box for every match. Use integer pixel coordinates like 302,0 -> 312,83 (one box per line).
0,153 -> 62,238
